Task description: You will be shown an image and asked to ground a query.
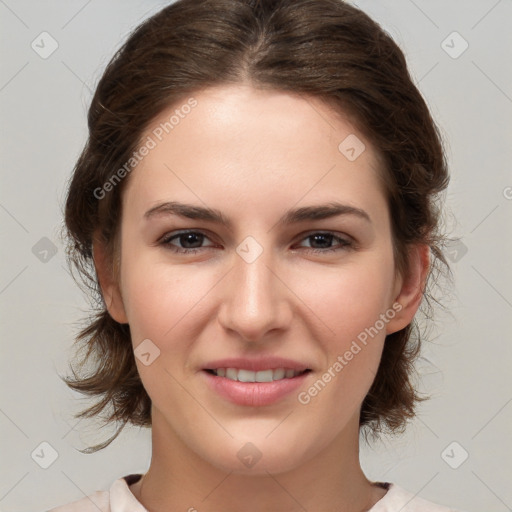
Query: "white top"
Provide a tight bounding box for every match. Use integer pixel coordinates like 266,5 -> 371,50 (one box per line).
48,474 -> 464,512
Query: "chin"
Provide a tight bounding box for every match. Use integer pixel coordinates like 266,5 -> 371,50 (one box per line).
197,433 -> 317,476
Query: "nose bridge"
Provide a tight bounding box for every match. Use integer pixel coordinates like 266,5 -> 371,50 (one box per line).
218,240 -> 289,341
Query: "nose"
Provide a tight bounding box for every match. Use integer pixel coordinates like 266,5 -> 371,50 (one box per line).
217,244 -> 293,343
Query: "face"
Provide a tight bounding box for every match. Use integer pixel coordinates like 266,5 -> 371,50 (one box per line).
100,84 -> 418,475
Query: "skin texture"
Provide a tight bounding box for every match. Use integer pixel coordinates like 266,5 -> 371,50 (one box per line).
94,84 -> 429,512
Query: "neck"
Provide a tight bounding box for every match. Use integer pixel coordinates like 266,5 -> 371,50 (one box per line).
130,410 -> 386,512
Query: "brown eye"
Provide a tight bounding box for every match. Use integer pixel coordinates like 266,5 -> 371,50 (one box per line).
297,232 -> 353,254
160,230 -> 215,254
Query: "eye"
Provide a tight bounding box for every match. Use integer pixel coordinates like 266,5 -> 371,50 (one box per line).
295,232 -> 353,254
160,230 -> 216,254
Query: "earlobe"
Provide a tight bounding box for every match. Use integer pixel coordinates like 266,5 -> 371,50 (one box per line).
386,244 -> 430,335
92,236 -> 129,324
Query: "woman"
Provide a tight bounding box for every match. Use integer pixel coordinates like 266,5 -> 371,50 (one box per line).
52,0 -> 463,510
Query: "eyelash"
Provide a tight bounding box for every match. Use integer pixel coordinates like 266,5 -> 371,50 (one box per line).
159,230 -> 354,255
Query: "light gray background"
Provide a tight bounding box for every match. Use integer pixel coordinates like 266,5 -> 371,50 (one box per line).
1,1 -> 511,511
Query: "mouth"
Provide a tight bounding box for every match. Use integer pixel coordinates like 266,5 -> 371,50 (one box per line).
202,367 -> 312,406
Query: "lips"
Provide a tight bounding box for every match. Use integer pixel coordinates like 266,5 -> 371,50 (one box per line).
201,357 -> 312,406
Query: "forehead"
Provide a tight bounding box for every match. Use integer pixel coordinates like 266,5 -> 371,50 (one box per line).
122,84 -> 388,226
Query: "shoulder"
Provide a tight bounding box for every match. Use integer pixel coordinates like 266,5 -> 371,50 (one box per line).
371,483 -> 466,512
47,474 -> 145,512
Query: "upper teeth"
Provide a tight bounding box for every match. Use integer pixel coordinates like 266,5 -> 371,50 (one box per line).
212,368 -> 304,382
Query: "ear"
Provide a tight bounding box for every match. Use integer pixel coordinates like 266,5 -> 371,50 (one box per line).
92,236 -> 128,324
386,244 -> 430,335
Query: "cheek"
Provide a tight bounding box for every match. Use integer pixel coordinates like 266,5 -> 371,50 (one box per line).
118,260 -> 215,401
119,251 -> 222,344
295,253 -> 395,401
299,257 -> 396,342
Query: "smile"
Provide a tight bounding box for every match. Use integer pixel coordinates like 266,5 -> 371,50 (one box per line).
202,368 -> 312,406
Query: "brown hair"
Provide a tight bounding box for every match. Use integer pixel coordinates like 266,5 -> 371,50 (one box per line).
61,0 -> 449,453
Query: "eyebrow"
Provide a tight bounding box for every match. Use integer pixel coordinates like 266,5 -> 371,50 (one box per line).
143,201 -> 371,228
